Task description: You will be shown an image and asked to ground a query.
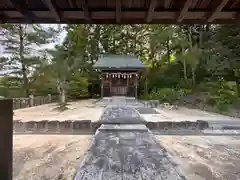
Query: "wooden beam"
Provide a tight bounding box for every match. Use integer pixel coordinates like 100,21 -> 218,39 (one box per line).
207,0 -> 229,22
146,0 -> 157,23
116,0 -> 121,23
234,12 -> 240,19
177,0 -> 192,23
68,0 -> 74,8
164,0 -> 171,9
9,0 -> 37,21
230,0 -> 240,8
68,0 -> 78,8
230,0 -> 240,19
76,0 -> 91,21
41,0 -> 61,21
0,13 -> 7,23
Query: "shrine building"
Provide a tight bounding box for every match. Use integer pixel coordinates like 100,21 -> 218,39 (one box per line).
93,54 -> 146,98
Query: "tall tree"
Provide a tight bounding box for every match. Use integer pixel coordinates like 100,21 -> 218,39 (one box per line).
0,24 -> 58,96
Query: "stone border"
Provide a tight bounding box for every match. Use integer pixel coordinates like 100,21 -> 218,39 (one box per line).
146,120 -> 209,130
13,119 -> 210,134
13,120 -> 93,134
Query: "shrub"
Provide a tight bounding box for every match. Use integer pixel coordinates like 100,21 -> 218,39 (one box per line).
149,88 -> 178,103
214,101 -> 229,112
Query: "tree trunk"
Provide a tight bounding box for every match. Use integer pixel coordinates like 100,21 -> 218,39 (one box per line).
57,80 -> 66,108
19,25 -> 29,97
192,67 -> 196,87
144,74 -> 148,97
183,59 -> 187,81
182,48 -> 188,82
236,79 -> 240,97
166,37 -> 171,65
60,87 -> 66,106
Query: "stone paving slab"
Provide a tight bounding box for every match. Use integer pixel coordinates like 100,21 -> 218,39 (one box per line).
74,130 -> 184,180
74,99 -> 185,180
99,105 -> 145,124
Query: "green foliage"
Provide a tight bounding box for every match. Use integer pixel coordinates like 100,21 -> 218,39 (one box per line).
201,80 -> 237,112
68,72 -> 89,99
0,24 -> 239,117
148,88 -> 179,103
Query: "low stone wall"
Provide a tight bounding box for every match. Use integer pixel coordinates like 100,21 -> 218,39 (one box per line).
13,120 -> 93,134
146,120 -> 209,130
12,94 -> 56,110
13,119 -> 210,134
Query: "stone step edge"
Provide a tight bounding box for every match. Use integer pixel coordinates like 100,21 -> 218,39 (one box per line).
92,120 -> 209,130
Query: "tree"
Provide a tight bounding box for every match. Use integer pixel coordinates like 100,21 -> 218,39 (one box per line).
0,24 -> 59,96
207,25 -> 240,97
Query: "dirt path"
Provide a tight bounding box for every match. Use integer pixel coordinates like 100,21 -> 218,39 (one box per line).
13,135 -> 92,180
157,135 -> 240,180
13,99 -> 103,122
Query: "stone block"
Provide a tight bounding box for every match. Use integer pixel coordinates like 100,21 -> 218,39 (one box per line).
47,121 -> 59,132
25,121 -> 37,132
73,120 -> 91,130
35,120 -> 48,132
13,120 -> 24,132
196,120 -> 209,130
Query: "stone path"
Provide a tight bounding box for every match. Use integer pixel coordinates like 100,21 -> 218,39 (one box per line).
74,97 -> 185,179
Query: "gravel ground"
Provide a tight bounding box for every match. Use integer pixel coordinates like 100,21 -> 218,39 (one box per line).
157,135 -> 240,180
13,99 -> 103,122
13,135 -> 92,180
156,107 -> 240,122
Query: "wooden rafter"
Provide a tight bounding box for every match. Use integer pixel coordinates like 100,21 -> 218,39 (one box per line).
77,0 -> 91,21
230,0 -> 240,19
177,0 -> 192,23
207,0 -> 229,22
116,0 -> 122,23
41,0 -> 61,21
116,0 -> 121,23
146,0 -> 157,23
230,0 -> 240,8
191,0 -> 199,8
67,0 -> 76,8
164,0 -> 171,9
9,0 -> 37,21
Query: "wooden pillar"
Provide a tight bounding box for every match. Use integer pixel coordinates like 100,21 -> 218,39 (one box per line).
0,99 -> 13,180
135,74 -> 138,98
144,71 -> 148,97
110,76 -> 112,97
127,75 -> 129,97
144,77 -> 148,97
101,74 -> 103,98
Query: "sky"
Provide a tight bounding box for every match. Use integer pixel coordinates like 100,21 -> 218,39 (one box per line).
40,24 -> 67,50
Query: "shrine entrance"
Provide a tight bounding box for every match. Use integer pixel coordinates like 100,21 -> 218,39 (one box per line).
93,54 -> 146,98
102,71 -> 138,97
